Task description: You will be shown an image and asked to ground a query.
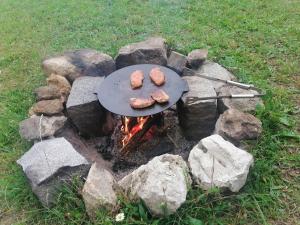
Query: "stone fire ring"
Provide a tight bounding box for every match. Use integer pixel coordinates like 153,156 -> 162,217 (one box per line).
17,37 -> 262,219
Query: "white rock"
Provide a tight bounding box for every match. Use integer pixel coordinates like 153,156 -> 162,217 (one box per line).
82,163 -> 118,219
188,134 -> 253,192
118,154 -> 191,216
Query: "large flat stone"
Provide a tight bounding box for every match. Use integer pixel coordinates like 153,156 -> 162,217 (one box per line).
216,85 -> 264,113
17,137 -> 90,207
182,60 -> 236,90
19,115 -> 67,141
177,76 -> 217,140
66,76 -> 109,137
42,49 -> 115,82
188,134 -> 254,192
82,163 -> 118,219
214,108 -> 262,144
115,37 -> 168,69
118,154 -> 191,217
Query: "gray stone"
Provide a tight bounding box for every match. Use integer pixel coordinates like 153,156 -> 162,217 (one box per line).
187,49 -> 208,68
19,115 -> 67,141
177,76 -> 217,140
118,154 -> 191,217
35,86 -> 61,101
42,49 -> 115,82
214,108 -> 262,144
82,163 -> 118,219
216,85 -> 264,113
17,137 -> 90,207
115,37 -> 168,69
29,99 -> 64,116
182,60 -> 236,90
66,76 -> 110,137
188,134 -> 254,192
167,51 -> 187,74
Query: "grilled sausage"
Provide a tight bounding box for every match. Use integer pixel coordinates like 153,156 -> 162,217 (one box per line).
130,70 -> 144,89
149,67 -> 165,86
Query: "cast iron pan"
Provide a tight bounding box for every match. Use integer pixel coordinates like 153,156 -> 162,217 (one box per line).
96,64 -> 189,117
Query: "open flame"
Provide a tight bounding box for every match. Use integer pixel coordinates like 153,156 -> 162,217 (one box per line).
121,116 -> 149,147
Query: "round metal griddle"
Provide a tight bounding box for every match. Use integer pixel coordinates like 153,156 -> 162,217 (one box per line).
96,64 -> 188,117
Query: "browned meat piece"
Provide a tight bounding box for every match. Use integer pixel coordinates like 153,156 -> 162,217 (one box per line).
151,89 -> 170,103
130,98 -> 155,109
149,67 -> 165,86
130,70 -> 144,89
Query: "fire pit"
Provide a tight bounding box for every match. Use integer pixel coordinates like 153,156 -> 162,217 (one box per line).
17,37 -> 264,217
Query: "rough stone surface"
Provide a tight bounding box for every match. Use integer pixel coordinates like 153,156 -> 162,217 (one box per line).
35,86 -> 61,101
177,76 -> 217,140
42,49 -> 115,82
66,76 -> 109,137
82,163 -> 118,218
188,134 -> 254,192
29,99 -> 64,116
118,154 -> 191,217
17,137 -> 90,207
214,108 -> 262,144
47,74 -> 71,98
182,60 -> 236,90
216,85 -> 264,113
115,37 -> 168,69
167,51 -> 187,74
19,115 -> 67,141
187,49 -> 208,68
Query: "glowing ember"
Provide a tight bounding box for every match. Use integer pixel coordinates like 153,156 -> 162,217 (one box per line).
121,116 -> 149,147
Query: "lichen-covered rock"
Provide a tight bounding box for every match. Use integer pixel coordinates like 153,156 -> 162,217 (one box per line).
118,154 -> 191,217
66,76 -> 111,137
182,60 -> 236,90
216,85 -> 264,113
187,49 -> 208,68
35,86 -> 61,101
167,51 -> 187,74
115,37 -> 168,69
29,99 -> 64,116
177,76 -> 217,140
82,163 -> 118,219
42,49 -> 115,82
214,109 -> 262,144
19,115 -> 67,141
17,137 -> 90,207
188,134 -> 254,192
46,74 -> 71,98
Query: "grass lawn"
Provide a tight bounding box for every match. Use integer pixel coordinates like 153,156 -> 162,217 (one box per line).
0,0 -> 299,224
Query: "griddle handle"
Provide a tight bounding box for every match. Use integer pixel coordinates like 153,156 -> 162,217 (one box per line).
182,79 -> 189,93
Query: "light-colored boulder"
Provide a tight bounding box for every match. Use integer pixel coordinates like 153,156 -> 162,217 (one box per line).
216,85 -> 264,113
188,134 -> 254,192
42,49 -> 115,82
19,115 -> 67,141
82,163 -> 118,219
118,154 -> 191,217
214,108 -> 262,144
177,76 -> 217,140
17,137 -> 90,207
115,37 -> 168,69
